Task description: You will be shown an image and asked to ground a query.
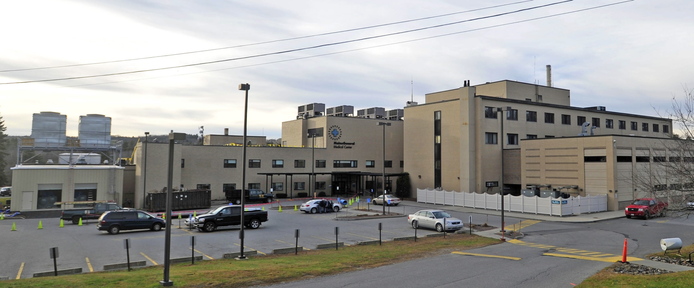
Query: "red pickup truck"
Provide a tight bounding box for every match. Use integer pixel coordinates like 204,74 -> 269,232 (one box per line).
624,198 -> 668,219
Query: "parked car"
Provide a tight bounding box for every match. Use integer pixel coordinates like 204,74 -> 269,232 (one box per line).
0,187 -> 11,197
299,199 -> 342,213
408,209 -> 464,232
625,198 -> 668,219
225,189 -> 274,204
97,210 -> 165,234
372,194 -> 401,206
185,205 -> 269,232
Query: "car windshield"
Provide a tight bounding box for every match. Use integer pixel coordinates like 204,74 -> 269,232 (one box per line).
209,206 -> 226,214
632,200 -> 650,206
432,211 -> 452,218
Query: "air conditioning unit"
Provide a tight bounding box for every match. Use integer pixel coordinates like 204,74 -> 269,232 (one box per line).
357,107 -> 385,119
326,105 -> 354,117
297,103 -> 325,118
387,109 -> 404,120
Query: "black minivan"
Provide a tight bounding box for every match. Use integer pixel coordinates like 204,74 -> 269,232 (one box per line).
97,210 -> 165,234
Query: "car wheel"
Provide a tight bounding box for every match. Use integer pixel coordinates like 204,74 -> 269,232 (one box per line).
249,219 -> 261,229
310,207 -> 317,214
333,206 -> 340,212
644,212 -> 651,220
436,223 -> 444,232
266,198 -> 273,203
151,223 -> 163,231
108,225 -> 120,235
411,221 -> 418,229
72,216 -> 82,225
660,209 -> 666,217
203,222 -> 216,232
626,215 -> 632,219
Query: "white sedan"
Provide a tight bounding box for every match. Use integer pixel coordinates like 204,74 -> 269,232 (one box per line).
407,209 -> 463,232
299,199 -> 343,213
372,194 -> 401,206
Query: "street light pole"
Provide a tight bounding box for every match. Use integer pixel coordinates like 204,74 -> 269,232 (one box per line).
310,132 -> 316,198
238,83 -> 250,260
377,122 -> 391,215
161,131 -> 185,286
496,107 -> 510,241
143,132 -> 149,210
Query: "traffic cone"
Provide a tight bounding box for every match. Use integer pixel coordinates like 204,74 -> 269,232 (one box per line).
193,211 -> 197,217
294,205 -> 298,211
11,222 -> 16,231
78,217 -> 83,226
59,219 -> 64,228
38,220 -> 43,230
0,213 -> 4,220
178,214 -> 182,220
262,206 -> 265,211
278,205 -> 283,212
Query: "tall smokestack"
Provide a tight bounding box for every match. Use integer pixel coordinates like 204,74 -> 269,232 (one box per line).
546,65 -> 552,87
224,128 -> 229,135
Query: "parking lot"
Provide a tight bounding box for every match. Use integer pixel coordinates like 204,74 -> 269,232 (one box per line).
0,200 -> 454,279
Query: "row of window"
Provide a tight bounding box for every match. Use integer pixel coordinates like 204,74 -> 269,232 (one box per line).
217,181 -> 328,192
484,107 -> 670,133
484,132 -> 552,145
221,159 -> 401,169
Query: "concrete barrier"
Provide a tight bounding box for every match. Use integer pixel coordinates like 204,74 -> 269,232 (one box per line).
33,268 -> 82,278
394,236 -> 415,241
171,256 -> 203,264
103,261 -> 147,271
316,242 -> 344,249
223,250 -> 259,259
273,247 -> 303,254
426,233 -> 446,238
357,240 -> 380,246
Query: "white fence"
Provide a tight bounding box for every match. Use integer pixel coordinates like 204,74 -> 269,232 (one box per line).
416,188 -> 608,216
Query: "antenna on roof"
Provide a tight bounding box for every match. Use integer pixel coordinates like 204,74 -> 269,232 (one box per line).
411,78 -> 414,103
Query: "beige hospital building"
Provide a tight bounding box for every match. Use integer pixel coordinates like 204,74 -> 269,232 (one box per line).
10,80 -> 681,213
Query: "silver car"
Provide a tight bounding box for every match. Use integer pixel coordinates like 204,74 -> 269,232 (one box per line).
407,209 -> 463,232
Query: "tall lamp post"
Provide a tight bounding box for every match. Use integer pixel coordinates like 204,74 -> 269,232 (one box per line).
161,131 -> 185,286
143,132 -> 149,210
496,107 -> 510,241
309,131 -> 316,198
377,122 -> 391,215
237,83 -> 250,260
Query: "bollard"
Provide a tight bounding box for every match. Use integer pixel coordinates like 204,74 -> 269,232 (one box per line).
620,238 -> 628,263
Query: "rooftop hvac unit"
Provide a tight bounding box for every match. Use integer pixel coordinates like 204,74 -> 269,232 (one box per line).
357,107 -> 385,119
387,109 -> 404,120
30,111 -> 67,147
326,105 -> 354,117
78,114 -> 112,148
297,103 -> 325,118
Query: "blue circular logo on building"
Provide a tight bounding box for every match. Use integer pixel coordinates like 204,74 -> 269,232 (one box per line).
328,125 -> 342,140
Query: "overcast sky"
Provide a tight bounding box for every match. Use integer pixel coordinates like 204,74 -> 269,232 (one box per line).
1,0 -> 692,139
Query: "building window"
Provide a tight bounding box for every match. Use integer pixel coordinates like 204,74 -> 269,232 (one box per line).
196,184 -> 210,190
508,134 -> 519,145
37,186 -> 62,209
642,123 -> 649,132
592,117 -> 600,128
384,160 -> 393,168
400,160 -> 404,168
606,119 -> 614,129
434,110 -> 441,120
545,135 -> 555,138
631,121 -> 638,131
577,116 -> 586,125
272,159 -> 284,168
181,159 -> 185,168
653,124 -> 659,132
507,109 -> 518,121
561,114 -> 571,125
223,159 -> 237,168
294,159 -> 305,168
485,132 -> 498,144
526,111 -> 537,122
272,182 -> 283,192
293,182 -> 306,190
315,181 -> 327,190
485,106 -> 497,118
248,183 -> 260,189
664,125 -> 670,133
222,184 -> 236,194
526,134 -> 537,139
619,120 -> 626,130
316,160 -> 326,168
366,160 -> 375,168
249,159 -> 261,168
333,160 -> 358,168
544,113 -> 554,124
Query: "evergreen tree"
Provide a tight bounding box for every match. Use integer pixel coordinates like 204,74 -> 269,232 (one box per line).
0,113 -> 8,186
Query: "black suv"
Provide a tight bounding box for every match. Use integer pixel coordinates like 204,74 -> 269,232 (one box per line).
97,210 -> 165,234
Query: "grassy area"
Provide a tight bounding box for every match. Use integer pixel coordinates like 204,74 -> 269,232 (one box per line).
578,244 -> 694,288
5,234 -> 499,288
